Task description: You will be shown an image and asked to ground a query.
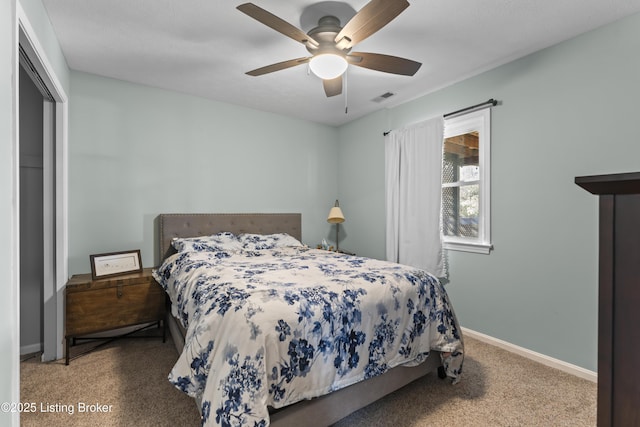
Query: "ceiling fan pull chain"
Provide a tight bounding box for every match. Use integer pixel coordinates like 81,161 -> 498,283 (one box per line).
344,69 -> 348,114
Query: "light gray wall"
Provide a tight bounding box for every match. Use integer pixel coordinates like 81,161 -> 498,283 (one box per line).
335,109 -> 388,260
18,0 -> 70,92
68,71 -> 340,274
338,12 -> 640,372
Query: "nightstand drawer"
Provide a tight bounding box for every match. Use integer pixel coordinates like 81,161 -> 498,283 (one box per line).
66,280 -> 165,336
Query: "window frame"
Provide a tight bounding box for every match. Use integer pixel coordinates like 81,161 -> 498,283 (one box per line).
442,108 -> 492,254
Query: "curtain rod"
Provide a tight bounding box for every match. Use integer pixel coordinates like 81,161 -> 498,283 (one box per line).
383,98 -> 498,136
443,98 -> 497,118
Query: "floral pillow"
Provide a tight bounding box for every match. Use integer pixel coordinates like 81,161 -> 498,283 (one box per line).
171,231 -> 243,253
238,233 -> 304,251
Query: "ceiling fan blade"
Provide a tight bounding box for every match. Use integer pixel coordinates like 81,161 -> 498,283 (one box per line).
246,57 -> 310,76
334,0 -> 409,49
237,3 -> 319,48
348,52 -> 421,76
323,76 -> 343,97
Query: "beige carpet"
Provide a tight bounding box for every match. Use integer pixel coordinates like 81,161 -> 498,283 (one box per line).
20,332 -> 596,426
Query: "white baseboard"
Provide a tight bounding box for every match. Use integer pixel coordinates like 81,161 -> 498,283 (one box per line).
461,327 -> 597,383
20,342 -> 43,356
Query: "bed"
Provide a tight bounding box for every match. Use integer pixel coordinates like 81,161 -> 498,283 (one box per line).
154,213 -> 463,427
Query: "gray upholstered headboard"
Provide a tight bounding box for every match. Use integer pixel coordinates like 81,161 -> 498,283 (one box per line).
156,213 -> 302,263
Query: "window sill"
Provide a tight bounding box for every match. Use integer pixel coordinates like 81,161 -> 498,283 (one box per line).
443,241 -> 492,254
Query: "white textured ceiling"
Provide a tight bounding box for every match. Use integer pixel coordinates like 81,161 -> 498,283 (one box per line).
42,0 -> 640,126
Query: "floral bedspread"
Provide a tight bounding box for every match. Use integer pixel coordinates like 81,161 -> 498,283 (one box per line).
153,246 -> 463,427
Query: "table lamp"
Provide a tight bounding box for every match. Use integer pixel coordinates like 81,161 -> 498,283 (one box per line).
327,200 -> 345,251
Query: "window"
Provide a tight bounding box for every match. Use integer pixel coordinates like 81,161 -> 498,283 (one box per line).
442,108 -> 491,254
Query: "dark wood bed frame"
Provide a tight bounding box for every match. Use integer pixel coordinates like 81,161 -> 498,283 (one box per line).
156,213 -> 442,427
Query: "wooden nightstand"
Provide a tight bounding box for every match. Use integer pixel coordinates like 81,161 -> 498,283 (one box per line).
65,267 -> 166,365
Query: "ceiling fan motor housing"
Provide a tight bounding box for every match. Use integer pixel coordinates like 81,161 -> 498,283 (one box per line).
306,16 -> 351,57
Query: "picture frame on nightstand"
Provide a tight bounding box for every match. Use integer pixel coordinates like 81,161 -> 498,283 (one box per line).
90,249 -> 143,280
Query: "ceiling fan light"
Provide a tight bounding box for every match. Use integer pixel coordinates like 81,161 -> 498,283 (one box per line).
309,54 -> 348,80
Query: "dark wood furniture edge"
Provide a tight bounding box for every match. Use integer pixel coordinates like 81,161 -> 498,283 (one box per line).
575,171 -> 640,195
597,195 -> 614,426
67,267 -> 157,290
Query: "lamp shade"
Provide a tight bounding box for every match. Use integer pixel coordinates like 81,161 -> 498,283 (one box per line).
309,54 -> 348,80
327,200 -> 345,224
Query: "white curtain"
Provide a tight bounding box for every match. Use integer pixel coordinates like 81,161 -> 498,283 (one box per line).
385,116 -> 445,277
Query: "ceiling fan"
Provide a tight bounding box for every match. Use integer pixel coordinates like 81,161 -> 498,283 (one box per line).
237,0 -> 421,97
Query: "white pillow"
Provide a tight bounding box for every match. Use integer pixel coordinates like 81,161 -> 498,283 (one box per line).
238,233 -> 303,251
171,231 -> 242,253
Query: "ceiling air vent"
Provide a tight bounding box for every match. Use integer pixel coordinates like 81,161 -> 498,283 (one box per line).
372,92 -> 395,103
